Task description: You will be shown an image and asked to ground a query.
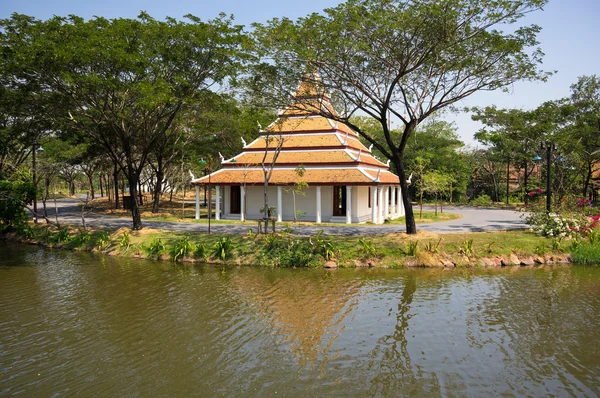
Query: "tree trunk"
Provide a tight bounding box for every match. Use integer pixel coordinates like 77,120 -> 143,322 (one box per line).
263,177 -> 269,219
395,160 -> 416,234
152,167 -> 164,213
293,191 -> 297,222
87,173 -> 95,199
138,179 -> 143,206
99,174 -> 104,197
126,168 -> 142,230
505,159 -> 510,205
113,165 -> 120,209
583,162 -> 592,198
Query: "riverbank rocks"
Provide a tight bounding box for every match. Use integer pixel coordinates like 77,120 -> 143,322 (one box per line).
323,261 -> 338,269
509,253 -> 521,266
520,256 -> 535,266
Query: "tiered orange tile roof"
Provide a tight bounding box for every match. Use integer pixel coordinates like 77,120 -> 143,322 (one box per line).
193,75 -> 400,186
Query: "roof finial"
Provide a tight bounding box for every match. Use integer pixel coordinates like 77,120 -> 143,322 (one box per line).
189,170 -> 195,181
386,159 -> 390,167
241,137 -> 247,147
407,173 -> 413,185
375,169 -> 381,182
357,149 -> 361,161
343,131 -> 349,145
368,144 -> 373,152
218,152 -> 225,163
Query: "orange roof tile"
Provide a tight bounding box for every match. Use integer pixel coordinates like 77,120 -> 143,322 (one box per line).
193,168 -> 398,185
227,150 -> 386,168
246,134 -> 342,150
266,117 -> 334,133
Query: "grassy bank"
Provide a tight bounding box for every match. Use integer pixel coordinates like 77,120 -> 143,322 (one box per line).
4,222 -> 595,268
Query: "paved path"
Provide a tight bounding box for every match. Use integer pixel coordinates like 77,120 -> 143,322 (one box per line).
36,197 -> 528,236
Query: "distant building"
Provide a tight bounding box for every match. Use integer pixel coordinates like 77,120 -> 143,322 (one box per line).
192,75 -> 403,224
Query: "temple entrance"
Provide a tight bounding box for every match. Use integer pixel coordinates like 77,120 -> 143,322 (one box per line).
230,186 -> 241,214
333,186 -> 347,216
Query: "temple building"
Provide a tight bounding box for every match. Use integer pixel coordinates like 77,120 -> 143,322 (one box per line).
191,76 -> 403,224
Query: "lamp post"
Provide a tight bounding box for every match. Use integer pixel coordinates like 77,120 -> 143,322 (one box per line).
540,141 -> 555,213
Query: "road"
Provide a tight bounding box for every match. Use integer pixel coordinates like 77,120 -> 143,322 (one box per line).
35,197 -> 528,236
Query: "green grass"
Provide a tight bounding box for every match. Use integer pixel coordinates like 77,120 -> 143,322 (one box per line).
571,243 -> 600,265
12,222 -> 573,269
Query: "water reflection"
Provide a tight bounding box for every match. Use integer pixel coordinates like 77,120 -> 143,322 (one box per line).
0,243 -> 599,397
230,270 -> 361,368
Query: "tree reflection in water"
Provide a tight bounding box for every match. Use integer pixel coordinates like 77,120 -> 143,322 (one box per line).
366,273 -> 441,396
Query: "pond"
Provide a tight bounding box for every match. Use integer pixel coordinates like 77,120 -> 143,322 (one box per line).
0,242 -> 599,397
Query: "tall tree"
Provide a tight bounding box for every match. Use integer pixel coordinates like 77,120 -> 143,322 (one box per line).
251,0 -> 550,233
1,13 -> 249,229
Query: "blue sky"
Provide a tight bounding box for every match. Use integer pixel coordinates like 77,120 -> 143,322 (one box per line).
1,0 -> 599,144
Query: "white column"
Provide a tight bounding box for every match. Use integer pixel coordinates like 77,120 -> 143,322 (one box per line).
391,185 -> 396,219
383,186 -> 389,221
346,186 -> 352,224
371,186 -> 377,223
277,186 -> 282,222
215,186 -> 221,220
316,186 -> 322,223
240,186 -> 246,221
195,185 -> 200,220
377,186 -> 383,224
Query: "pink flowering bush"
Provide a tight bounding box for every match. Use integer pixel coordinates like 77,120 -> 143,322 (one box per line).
524,196 -> 599,240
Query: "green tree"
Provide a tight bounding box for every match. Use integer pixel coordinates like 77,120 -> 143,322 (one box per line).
252,0 -> 550,233
1,13 -> 249,230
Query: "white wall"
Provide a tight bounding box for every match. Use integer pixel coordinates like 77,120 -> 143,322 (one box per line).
220,184 -> 377,223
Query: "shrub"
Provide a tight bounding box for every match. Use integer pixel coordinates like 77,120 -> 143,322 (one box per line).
52,227 -> 71,243
144,237 -> 165,257
358,238 -> 377,256
424,238 -> 442,254
194,244 -> 206,259
96,231 -> 111,249
470,194 -> 492,205
459,239 -> 474,256
401,241 -> 418,256
119,232 -> 130,250
71,229 -> 92,246
171,236 -> 194,262
0,174 -> 35,233
212,237 -> 234,260
571,243 -> 600,265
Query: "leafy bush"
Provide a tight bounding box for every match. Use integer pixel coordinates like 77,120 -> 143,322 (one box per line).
144,237 -> 165,257
358,238 -> 377,256
311,230 -> 339,260
459,239 -> 474,256
212,237 -> 234,260
119,232 -> 131,250
194,244 -> 206,259
51,227 -> 71,243
400,241 -> 418,256
171,236 -> 194,262
71,229 -> 92,246
0,175 -> 35,232
470,194 -> 492,205
571,243 -> 600,265
424,238 -> 442,254
96,231 -> 111,249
